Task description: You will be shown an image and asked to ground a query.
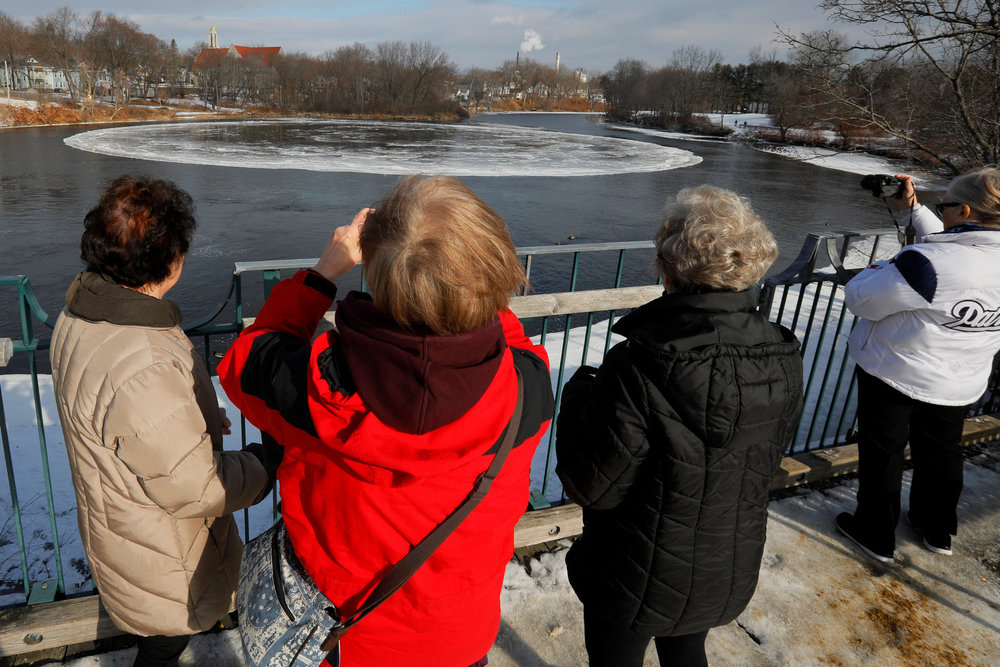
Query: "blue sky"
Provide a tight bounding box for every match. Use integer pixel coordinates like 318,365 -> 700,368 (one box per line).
7,1 -> 847,71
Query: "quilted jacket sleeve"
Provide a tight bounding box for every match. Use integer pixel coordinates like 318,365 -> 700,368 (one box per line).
555,343 -> 650,510
217,270 -> 337,446
104,361 -> 268,518
907,204 -> 944,240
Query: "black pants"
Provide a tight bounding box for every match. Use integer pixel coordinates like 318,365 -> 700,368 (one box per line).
133,634 -> 191,667
584,607 -> 708,667
853,369 -> 967,553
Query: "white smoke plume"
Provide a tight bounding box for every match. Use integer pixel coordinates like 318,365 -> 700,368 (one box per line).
520,29 -> 545,53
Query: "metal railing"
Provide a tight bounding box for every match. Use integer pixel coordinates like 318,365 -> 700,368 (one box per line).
3,233 -> 999,612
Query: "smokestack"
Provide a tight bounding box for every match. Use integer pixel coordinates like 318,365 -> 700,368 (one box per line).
555,52 -> 560,75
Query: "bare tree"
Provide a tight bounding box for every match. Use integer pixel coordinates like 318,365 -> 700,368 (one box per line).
162,38 -> 184,99
0,12 -> 29,88
273,52 -> 317,109
406,41 -> 453,110
321,43 -> 373,113
84,13 -> 162,108
497,58 -> 521,101
463,66 -> 493,110
782,0 -> 1000,172
516,58 -> 553,108
764,63 -> 811,142
374,40 -> 408,114
585,69 -> 603,110
667,46 -> 722,115
600,58 -> 648,121
31,7 -> 83,100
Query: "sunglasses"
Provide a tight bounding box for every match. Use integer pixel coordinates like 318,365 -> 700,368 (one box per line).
934,201 -> 963,215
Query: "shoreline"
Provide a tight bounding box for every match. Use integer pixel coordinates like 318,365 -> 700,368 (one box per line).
2,100 -> 943,187
609,113 -> 950,187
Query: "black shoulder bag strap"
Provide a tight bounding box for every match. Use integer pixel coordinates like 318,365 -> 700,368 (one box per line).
320,368 -> 524,652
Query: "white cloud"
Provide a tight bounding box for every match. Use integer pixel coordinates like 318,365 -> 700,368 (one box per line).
520,29 -> 545,53
491,15 -> 525,26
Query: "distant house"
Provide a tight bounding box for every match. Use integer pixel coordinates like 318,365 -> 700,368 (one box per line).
10,57 -> 70,93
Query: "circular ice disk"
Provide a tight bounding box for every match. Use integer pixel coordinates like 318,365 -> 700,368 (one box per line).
64,119 -> 701,177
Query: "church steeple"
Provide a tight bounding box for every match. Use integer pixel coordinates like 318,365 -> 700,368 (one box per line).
209,25 -> 218,49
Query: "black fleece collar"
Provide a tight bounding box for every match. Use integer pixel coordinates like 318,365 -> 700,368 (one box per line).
65,271 -> 182,328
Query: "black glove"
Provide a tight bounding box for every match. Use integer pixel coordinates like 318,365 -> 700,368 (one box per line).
244,432 -> 284,490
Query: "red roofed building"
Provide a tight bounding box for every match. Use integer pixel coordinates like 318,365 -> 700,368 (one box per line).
231,46 -> 282,66
191,25 -> 282,74
191,48 -> 229,70
192,45 -> 283,69
190,27 -> 283,105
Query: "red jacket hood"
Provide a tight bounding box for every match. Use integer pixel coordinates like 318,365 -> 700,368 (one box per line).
334,291 -> 506,435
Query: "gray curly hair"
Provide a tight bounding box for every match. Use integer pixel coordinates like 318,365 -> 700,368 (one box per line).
655,185 -> 778,293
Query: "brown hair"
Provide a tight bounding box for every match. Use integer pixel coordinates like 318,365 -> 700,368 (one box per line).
81,175 -> 196,287
655,185 -> 778,293
360,175 -> 526,334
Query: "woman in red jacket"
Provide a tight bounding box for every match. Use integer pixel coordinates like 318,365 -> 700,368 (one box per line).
219,175 -> 553,666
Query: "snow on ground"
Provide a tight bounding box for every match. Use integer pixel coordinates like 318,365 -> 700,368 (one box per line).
700,111 -> 774,131
53,452 -> 1000,666
612,112 -> 772,144
755,144 -> 948,187
615,112 -> 951,188
0,96 -> 39,109
609,123 -> 723,144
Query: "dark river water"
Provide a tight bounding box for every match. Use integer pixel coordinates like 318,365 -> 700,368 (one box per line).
0,112 -> 918,340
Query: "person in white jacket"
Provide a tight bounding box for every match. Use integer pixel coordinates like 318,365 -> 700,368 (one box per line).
837,167 -> 1000,564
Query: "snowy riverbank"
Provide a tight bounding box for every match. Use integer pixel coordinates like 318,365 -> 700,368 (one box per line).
615,112 -> 951,190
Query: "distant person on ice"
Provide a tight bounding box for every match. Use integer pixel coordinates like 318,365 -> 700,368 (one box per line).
837,167 -> 1000,564
49,176 -> 275,667
555,185 -> 804,667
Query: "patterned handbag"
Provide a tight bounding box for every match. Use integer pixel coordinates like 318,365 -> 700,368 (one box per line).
237,371 -> 523,667
237,519 -> 341,667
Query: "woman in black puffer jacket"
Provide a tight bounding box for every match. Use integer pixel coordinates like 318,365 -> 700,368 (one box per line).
556,185 -> 804,667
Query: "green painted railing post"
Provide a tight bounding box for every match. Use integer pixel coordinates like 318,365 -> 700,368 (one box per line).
15,278 -> 64,598
0,345 -> 31,599
539,252 -> 583,501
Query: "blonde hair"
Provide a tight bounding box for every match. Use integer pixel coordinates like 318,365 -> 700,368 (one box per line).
360,175 -> 526,334
655,185 -> 778,293
946,166 -> 1000,226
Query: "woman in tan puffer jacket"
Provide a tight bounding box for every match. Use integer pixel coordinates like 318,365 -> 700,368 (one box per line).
49,176 -> 274,667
